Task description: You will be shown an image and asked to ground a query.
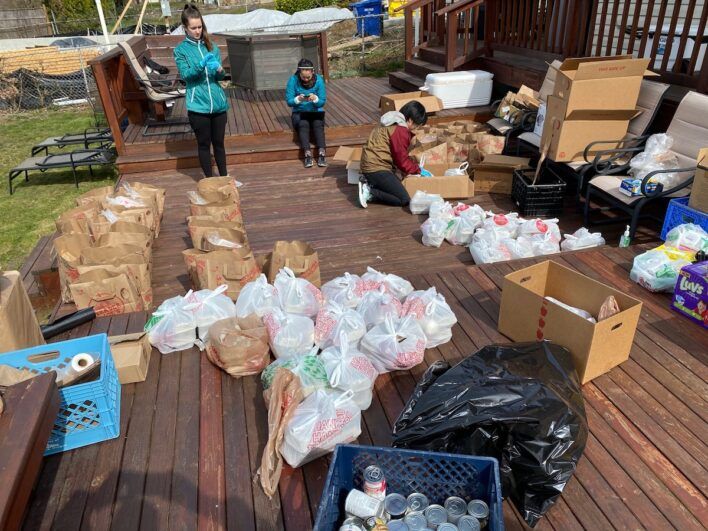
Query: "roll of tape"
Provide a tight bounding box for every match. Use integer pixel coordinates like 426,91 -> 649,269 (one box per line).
71,353 -> 95,373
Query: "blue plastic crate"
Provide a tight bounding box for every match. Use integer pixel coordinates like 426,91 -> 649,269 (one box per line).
661,196 -> 708,240
314,444 -> 504,530
0,333 -> 120,455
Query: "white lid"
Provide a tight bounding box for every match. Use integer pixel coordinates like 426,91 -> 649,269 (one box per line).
423,70 -> 494,85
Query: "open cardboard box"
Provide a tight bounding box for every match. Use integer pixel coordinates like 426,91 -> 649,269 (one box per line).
498,260 -> 642,384
380,91 -> 443,114
333,146 -> 363,185
688,147 -> 708,212
403,164 -> 473,199
109,332 -> 151,384
553,55 -> 657,113
471,154 -> 531,194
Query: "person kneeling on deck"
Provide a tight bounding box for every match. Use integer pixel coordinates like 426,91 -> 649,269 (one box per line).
286,59 -> 327,168
174,3 -> 229,178
358,101 -> 429,208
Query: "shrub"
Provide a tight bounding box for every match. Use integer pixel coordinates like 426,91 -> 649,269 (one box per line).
275,0 -> 341,15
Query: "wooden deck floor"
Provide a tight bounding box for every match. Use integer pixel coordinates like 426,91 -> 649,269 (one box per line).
21,162 -> 707,530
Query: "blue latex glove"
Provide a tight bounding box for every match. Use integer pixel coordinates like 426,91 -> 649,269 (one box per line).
420,168 -> 433,177
206,56 -> 221,75
198,52 -> 213,69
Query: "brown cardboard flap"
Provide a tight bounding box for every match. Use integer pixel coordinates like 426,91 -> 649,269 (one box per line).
403,174 -> 473,199
0,271 -> 46,354
572,57 -> 653,80
333,146 -> 362,163
565,108 -> 641,121
477,154 -> 531,169
109,332 -> 151,384
379,91 -> 443,113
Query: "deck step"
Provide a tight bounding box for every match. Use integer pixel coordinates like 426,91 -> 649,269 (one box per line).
404,58 -> 445,79
388,70 -> 426,92
418,46 -> 446,65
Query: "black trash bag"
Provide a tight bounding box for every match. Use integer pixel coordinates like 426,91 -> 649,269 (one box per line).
392,341 -> 588,528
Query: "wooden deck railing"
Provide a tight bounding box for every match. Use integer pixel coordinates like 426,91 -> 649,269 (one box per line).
438,0 -> 487,71
403,0 -> 446,60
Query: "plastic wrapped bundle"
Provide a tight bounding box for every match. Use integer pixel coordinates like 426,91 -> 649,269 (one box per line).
262,307 -> 315,359
360,314 -> 427,373
402,287 -> 457,348
409,191 -> 443,215
321,272 -> 364,308
360,267 -> 414,300
314,300 -> 366,349
481,212 -> 521,238
274,267 -> 323,317
665,223 -> 708,254
561,228 -> 605,251
320,335 -> 378,409
235,274 -> 279,318
356,287 -> 403,330
261,349 -> 330,397
421,217 -> 451,248
629,247 -> 692,292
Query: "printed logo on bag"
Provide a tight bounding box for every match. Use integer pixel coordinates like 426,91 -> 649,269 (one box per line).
241,265 -> 260,286
224,206 -> 242,222
262,313 -> 281,339
535,220 -> 548,233
68,267 -> 80,281
536,301 -> 548,340
93,297 -> 127,317
351,356 -> 377,380
493,214 -> 509,226
395,339 -> 426,368
307,284 -> 324,304
360,279 -> 384,293
308,409 -> 354,449
402,298 -> 426,320
315,310 -> 336,344
301,259 -> 320,279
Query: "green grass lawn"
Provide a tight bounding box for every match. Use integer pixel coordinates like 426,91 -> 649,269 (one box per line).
0,107 -> 117,270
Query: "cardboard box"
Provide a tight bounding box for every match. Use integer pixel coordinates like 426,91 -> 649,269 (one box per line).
498,261 -> 642,384
688,148 -> 708,212
541,96 -> 637,162
471,154 -> 531,194
333,146 -> 363,185
109,332 -> 151,384
553,55 -> 655,114
403,164 -> 473,199
380,91 -> 443,114
0,271 -> 46,354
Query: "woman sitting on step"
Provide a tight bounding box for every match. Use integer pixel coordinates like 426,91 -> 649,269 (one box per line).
285,59 -> 327,168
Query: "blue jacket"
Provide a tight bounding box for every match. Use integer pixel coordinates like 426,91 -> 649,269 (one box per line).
285,74 -> 326,113
174,37 -> 229,115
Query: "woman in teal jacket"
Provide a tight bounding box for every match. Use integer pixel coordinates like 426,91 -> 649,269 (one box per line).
174,4 -> 229,177
285,59 -> 327,168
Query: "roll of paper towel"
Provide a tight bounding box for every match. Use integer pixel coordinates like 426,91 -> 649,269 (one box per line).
71,353 -> 95,373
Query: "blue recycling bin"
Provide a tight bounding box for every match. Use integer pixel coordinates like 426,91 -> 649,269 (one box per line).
351,0 -> 383,37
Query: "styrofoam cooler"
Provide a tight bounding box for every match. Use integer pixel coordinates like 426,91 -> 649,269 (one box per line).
420,70 -> 493,109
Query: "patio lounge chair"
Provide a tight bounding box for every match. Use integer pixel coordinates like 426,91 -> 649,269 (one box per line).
583,90 -> 707,240
8,148 -> 114,194
117,41 -> 189,137
31,127 -> 112,156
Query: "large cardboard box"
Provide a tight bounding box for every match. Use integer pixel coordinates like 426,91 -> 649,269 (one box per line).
403,164 -> 473,199
109,332 -> 151,384
333,146 -> 363,185
553,55 -> 655,114
498,261 -> 642,384
380,91 -> 443,114
0,271 -> 46,354
541,96 -> 637,162
688,148 -> 708,212
471,154 -> 531,194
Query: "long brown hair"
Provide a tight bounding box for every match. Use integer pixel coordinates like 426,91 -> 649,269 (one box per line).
181,3 -> 213,52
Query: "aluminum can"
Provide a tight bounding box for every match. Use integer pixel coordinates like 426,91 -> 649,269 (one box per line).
403,511 -> 428,531
444,496 -> 467,524
406,493 -> 429,513
345,489 -> 384,519
363,465 -> 387,500
387,519 -> 410,531
384,493 -> 408,518
424,504 -> 448,527
467,500 -> 489,529
437,524 -> 459,531
457,515 -> 481,531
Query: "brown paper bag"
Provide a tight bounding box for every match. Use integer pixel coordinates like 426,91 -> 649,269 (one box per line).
96,232 -> 153,263
103,195 -> 159,236
413,143 -> 448,165
88,210 -> 151,240
78,262 -> 153,310
188,217 -> 246,250
182,249 -> 207,290
120,183 -> 166,218
101,204 -> 156,235
203,249 -> 260,300
75,185 -> 115,208
0,271 -> 46,354
206,315 -> 270,377
70,269 -> 143,316
453,120 -> 488,133
268,240 -> 321,287
54,233 -> 92,303
0,365 -> 35,386
446,141 -> 472,164
56,204 -> 99,235
258,369 -> 303,498
470,132 -> 506,155
129,183 -> 166,212
197,176 -> 241,202
81,244 -> 149,270
189,201 -> 243,223
200,228 -> 249,253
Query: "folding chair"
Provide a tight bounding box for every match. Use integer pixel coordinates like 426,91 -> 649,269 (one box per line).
117,41 -> 189,137
8,148 -> 115,194
583,91 -> 707,240
31,127 -> 113,156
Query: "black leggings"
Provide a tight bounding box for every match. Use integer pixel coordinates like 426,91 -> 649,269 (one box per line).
292,112 -> 326,151
363,170 -> 410,207
188,110 -> 227,177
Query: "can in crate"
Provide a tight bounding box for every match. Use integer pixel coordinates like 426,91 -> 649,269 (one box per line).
364,516 -> 389,530
345,489 -> 384,520
384,493 -> 408,518
467,500 -> 489,528
363,465 -> 387,500
406,493 -> 429,513
457,515 -> 481,531
444,496 -> 468,524
340,516 -> 366,531
424,504 -> 448,527
403,511 -> 428,530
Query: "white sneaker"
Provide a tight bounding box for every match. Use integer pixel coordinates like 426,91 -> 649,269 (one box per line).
358,181 -> 372,208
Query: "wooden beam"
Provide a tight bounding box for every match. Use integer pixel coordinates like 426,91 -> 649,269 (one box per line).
92,60 -> 126,155
111,0 -> 134,35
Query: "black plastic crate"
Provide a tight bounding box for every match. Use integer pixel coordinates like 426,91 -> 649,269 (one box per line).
512,166 -> 566,217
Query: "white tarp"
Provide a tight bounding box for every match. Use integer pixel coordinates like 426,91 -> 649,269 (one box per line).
171,8 -> 353,36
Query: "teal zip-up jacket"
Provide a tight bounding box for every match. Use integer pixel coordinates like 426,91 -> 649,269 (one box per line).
174,36 -> 229,115
285,74 -> 326,113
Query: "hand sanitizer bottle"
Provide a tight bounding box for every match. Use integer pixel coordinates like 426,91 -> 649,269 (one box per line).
619,225 -> 631,248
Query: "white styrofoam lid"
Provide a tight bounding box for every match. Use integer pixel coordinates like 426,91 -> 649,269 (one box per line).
423,70 -> 494,85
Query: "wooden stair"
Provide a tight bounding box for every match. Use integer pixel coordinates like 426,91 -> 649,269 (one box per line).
389,49 -> 446,92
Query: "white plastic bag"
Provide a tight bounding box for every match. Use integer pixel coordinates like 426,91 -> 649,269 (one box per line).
518,218 -> 561,243
320,336 -> 378,410
429,200 -> 455,221
183,285 -> 238,345
261,348 -> 330,397
421,217 -> 451,248
145,293 -> 197,354
274,267 -> 323,317
321,272 -> 364,308
561,228 -> 606,251
629,134 -> 681,188
468,229 -> 513,264
444,161 -> 469,176
262,307 -> 315,359
409,191 -> 443,215
360,267 -> 413,300
445,215 -> 479,246
360,315 -> 427,373
281,388 -> 362,467
526,233 -> 561,256
105,195 -> 146,209
665,223 -> 708,254
314,300 -> 366,349
502,237 -> 534,259
630,248 -> 692,292
402,287 -> 457,348
482,212 -> 521,238
456,203 -> 486,227
545,296 -> 596,323
235,274 -> 278,318
356,287 -> 403,330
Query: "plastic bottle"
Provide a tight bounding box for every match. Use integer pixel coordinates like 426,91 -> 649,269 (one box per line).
619,226 -> 631,248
